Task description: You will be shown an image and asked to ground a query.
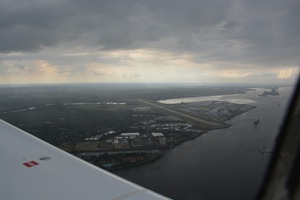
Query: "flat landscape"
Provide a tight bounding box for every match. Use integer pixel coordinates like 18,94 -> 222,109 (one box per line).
0,83 -> 256,170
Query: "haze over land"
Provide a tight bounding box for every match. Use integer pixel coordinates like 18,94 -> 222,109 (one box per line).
0,0 -> 299,85
0,84 -> 252,144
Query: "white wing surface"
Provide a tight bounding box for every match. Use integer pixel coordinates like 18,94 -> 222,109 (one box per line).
0,119 -> 170,200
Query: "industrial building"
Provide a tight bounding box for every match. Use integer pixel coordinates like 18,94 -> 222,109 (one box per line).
151,132 -> 166,146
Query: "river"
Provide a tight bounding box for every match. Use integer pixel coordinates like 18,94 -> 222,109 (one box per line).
114,87 -> 294,200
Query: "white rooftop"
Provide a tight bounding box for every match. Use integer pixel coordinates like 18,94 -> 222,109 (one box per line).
121,133 -> 140,136
151,132 -> 164,137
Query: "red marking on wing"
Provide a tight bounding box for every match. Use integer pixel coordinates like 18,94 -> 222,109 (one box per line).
23,161 -> 39,168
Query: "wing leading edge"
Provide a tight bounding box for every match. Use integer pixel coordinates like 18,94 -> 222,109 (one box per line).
0,119 -> 170,200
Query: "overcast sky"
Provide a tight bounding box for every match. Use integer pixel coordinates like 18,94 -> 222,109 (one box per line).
0,0 -> 299,85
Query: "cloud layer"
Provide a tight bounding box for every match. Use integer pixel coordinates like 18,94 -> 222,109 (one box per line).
0,0 -> 299,84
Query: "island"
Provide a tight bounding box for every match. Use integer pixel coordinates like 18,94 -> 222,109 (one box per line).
259,88 -> 279,96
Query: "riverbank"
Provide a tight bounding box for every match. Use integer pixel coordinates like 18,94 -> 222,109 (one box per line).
77,151 -> 163,171
74,130 -> 207,170
73,98 -> 256,170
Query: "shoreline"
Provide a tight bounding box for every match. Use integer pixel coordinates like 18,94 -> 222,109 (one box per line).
75,131 -> 207,171
74,103 -> 256,170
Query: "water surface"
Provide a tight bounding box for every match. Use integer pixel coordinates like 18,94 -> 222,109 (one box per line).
115,87 -> 293,200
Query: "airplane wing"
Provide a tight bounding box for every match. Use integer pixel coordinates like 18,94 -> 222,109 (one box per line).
0,119 -> 170,200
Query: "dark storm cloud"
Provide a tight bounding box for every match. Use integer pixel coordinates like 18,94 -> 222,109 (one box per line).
222,0 -> 300,66
0,0 -> 68,52
0,0 -> 230,51
0,0 -> 299,67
